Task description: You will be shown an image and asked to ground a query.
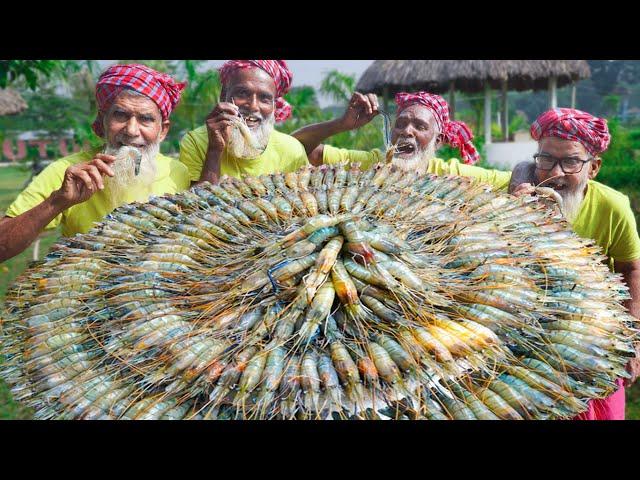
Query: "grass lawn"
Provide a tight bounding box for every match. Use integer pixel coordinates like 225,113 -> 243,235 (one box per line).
1,164 -> 639,420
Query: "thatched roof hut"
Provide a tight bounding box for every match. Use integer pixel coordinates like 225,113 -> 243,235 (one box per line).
0,88 -> 27,116
356,60 -> 591,143
356,60 -> 590,96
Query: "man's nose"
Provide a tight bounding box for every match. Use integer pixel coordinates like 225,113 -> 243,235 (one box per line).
246,94 -> 260,112
125,117 -> 141,137
399,126 -> 415,138
549,161 -> 565,177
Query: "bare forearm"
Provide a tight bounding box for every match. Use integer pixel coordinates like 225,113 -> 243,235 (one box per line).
621,269 -> 640,320
291,118 -> 349,156
197,148 -> 223,185
508,161 -> 536,193
0,193 -> 66,262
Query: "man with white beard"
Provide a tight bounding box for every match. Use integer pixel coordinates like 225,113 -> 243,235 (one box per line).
0,64 -> 190,263
292,91 -> 511,187
509,108 -> 640,419
179,60 -> 309,185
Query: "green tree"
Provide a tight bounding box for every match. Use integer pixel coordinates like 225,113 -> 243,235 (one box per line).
280,86 -> 325,131
0,60 -> 66,90
320,70 -> 356,105
603,94 -> 621,117
163,61 -> 221,153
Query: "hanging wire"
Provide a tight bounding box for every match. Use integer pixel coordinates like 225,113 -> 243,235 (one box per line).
378,109 -> 392,150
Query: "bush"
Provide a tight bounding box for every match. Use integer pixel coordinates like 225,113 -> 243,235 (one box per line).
437,135 -> 493,168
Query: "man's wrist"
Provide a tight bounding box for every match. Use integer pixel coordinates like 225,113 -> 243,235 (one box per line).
201,149 -> 222,183
336,116 -> 354,133
49,189 -> 71,212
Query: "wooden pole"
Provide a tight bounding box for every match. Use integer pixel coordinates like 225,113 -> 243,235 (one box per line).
449,81 -> 456,120
501,78 -> 509,142
571,82 -> 577,109
549,76 -> 558,109
484,82 -> 492,145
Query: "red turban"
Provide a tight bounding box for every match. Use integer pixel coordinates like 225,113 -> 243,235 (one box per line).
395,91 -> 480,165
92,64 -> 187,137
530,108 -> 611,156
219,60 -> 293,123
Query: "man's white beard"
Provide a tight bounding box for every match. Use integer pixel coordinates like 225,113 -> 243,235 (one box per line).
390,137 -> 438,174
227,112 -> 275,159
558,175 -> 588,224
103,142 -> 159,210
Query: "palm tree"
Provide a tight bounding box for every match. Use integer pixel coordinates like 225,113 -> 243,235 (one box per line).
320,70 -> 356,105
174,60 -> 222,131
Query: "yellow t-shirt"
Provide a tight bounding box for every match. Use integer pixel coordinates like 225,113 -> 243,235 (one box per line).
5,147 -> 191,237
572,180 -> 640,267
179,126 -> 309,182
322,145 -> 512,191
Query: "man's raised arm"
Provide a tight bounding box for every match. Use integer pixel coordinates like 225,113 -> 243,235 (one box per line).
508,160 -> 537,194
0,154 -> 115,263
292,92 -> 379,166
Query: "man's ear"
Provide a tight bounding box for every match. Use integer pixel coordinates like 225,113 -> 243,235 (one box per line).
95,111 -> 106,138
589,156 -> 602,179
159,119 -> 170,143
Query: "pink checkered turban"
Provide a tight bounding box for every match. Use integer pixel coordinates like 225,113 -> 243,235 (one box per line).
395,91 -> 480,165
530,108 -> 611,156
219,60 -> 293,123
92,63 -> 187,137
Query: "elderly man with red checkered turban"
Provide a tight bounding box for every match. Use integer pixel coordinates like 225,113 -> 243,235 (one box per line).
179,60 -> 309,185
291,90 -> 512,188
508,108 -> 640,419
1,63 -> 191,263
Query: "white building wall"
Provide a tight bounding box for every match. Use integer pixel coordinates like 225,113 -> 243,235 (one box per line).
485,141 -> 538,171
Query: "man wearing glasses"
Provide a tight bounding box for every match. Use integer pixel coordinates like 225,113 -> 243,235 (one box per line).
510,108 -> 640,420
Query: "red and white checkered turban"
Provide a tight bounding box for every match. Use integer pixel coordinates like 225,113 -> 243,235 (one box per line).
219,60 -> 293,123
530,108 -> 611,156
395,91 -> 480,165
92,63 -> 187,137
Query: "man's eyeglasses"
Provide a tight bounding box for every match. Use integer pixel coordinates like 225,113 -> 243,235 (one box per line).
533,153 -> 592,174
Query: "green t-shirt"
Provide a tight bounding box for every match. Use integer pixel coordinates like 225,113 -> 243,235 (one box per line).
6,147 -> 191,237
179,126 -> 309,182
572,180 -> 640,267
322,145 -> 512,191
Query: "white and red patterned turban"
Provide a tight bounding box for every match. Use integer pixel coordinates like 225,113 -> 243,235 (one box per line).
395,91 -> 480,165
530,108 -> 611,156
92,63 -> 187,137
219,60 -> 293,123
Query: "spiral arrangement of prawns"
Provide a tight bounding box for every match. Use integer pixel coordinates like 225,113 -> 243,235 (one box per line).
1,162 -> 637,420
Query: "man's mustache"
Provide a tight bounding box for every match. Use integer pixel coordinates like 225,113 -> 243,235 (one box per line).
396,137 -> 418,146
238,110 -> 266,121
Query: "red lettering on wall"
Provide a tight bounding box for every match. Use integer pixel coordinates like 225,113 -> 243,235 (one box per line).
59,138 -> 69,157
59,139 -> 87,157
28,140 -> 51,159
2,139 -> 27,162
